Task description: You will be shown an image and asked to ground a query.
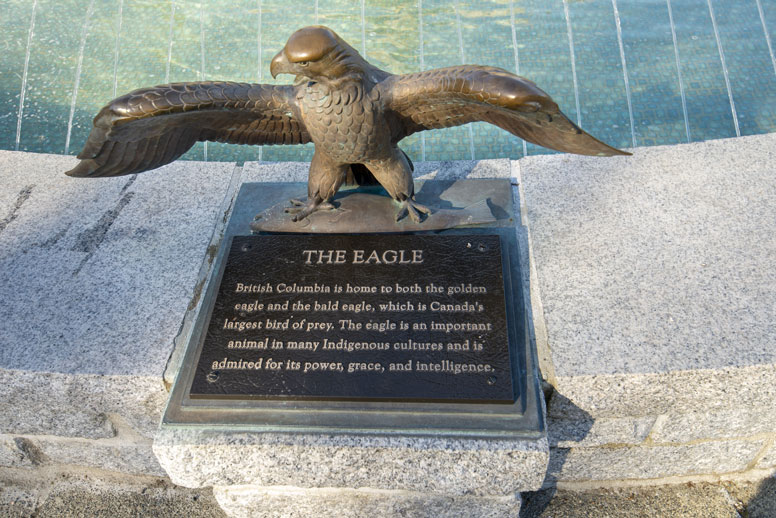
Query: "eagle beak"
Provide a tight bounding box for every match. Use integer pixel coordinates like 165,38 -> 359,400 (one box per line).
270,50 -> 291,79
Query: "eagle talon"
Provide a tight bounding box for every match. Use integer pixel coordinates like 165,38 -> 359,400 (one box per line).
285,198 -> 336,221
395,198 -> 431,223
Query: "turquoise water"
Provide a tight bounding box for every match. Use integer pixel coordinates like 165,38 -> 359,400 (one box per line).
1,0 -> 775,163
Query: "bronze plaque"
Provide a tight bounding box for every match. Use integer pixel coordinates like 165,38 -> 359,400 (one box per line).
189,234 -> 515,403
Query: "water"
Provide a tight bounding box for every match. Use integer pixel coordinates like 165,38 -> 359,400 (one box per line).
1,0 -> 775,164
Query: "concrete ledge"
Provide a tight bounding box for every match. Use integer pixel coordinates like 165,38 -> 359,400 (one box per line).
0,438 -> 39,468
34,435 -> 164,477
240,158 -> 513,182
4,466 -> 774,517
0,370 -> 164,439
519,134 -> 776,481
547,365 -> 776,420
548,415 -> 656,448
522,480 -> 776,518
213,485 -> 520,518
521,134 -> 776,379
651,407 -> 776,444
547,439 -> 765,484
3,137 -> 775,498
0,151 -> 235,476
0,151 -> 234,420
0,152 -> 235,376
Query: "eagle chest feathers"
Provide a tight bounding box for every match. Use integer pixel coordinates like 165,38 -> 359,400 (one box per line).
297,81 -> 388,163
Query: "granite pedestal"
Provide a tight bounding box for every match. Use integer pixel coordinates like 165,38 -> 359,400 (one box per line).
155,167 -> 548,518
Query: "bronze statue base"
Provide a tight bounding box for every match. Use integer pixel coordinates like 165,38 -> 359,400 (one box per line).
250,180 -> 510,234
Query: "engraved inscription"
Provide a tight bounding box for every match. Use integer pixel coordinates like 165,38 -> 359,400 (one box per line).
189,234 -> 514,403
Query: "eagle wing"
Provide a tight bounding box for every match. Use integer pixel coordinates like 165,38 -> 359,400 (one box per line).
378,66 -> 629,156
66,82 -> 310,177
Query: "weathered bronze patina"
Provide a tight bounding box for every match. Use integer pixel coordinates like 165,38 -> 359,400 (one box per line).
65,26 -> 628,223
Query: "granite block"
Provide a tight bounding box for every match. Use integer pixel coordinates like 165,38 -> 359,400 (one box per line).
213,486 -> 520,518
154,429 -> 549,495
548,439 -> 764,482
0,151 -> 235,377
547,416 -> 655,448
0,437 -> 32,468
0,436 -> 47,468
35,436 -> 164,477
755,441 -> 776,470
520,134 -> 776,377
241,159 -> 513,184
241,161 -> 308,182
413,159 -> 513,180
0,151 -> 235,441
161,163 -> 243,388
651,406 -> 776,444
0,370 -> 165,439
548,365 -> 776,419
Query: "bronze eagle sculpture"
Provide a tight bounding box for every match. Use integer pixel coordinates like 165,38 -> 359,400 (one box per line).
66,25 -> 628,223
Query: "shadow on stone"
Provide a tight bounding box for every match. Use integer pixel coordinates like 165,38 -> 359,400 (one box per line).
36,486 -> 227,518
519,392 -> 594,517
519,485 -> 558,518
518,481 -> 751,518
724,475 -> 776,518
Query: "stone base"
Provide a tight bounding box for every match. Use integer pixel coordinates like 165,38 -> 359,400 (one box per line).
154,428 -> 544,517
153,166 -> 547,517
154,428 -> 540,517
213,486 -> 520,518
154,429 -> 548,497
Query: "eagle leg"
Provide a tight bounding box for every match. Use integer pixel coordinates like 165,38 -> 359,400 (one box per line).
395,197 -> 431,223
286,151 -> 348,221
363,149 -> 430,224
284,197 -> 336,222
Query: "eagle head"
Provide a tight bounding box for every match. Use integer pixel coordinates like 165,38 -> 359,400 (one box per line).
270,26 -> 385,84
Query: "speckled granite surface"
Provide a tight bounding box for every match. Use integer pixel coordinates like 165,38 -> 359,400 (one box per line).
0,151 -> 235,445
519,133 -> 776,483
520,134 -> 776,414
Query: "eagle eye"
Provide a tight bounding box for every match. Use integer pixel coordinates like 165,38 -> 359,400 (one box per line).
298,61 -> 309,67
